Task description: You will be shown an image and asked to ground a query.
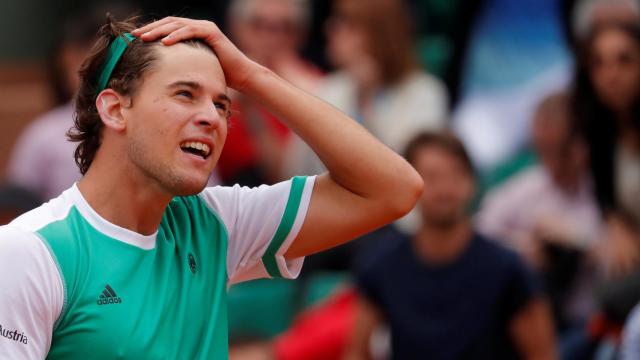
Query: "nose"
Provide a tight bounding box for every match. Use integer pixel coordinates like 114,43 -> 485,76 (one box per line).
194,102 -> 223,130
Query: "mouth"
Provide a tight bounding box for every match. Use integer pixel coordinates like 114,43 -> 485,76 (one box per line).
180,141 -> 211,160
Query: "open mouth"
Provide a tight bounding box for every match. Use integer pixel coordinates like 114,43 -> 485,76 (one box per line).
180,141 -> 211,160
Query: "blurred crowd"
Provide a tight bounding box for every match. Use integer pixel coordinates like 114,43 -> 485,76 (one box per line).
3,0 -> 640,358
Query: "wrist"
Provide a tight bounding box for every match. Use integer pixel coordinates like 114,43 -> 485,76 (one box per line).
235,63 -> 273,95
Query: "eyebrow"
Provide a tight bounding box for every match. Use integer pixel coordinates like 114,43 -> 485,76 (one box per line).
168,80 -> 231,104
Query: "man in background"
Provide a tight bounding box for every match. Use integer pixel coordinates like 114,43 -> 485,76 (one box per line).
347,132 -> 556,359
477,92 -> 603,332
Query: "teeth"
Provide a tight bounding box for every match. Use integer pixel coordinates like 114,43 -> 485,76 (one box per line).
180,141 -> 211,157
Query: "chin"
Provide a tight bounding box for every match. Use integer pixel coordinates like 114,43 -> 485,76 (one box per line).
161,174 -> 210,197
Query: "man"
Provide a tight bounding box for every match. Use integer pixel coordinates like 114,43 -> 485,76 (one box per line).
477,92 -> 603,330
0,16 -> 422,359
347,132 -> 556,359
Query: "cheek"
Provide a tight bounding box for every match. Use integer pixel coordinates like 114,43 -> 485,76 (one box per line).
622,64 -> 640,92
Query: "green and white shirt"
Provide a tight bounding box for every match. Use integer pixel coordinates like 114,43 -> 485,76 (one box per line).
0,176 -> 315,359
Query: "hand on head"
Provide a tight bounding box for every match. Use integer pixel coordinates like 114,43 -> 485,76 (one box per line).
132,17 -> 260,91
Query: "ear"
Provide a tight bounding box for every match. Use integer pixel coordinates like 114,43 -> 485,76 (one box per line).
95,89 -> 128,131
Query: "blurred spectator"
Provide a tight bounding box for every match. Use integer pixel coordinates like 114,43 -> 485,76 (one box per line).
567,21 -> 640,358
0,184 -> 41,225
572,22 -> 640,274
285,0 -> 448,176
476,92 -> 603,330
5,13 -> 100,200
217,0 -> 322,186
347,132 -> 556,360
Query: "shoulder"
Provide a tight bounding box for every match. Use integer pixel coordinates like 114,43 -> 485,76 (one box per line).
398,71 -> 447,98
0,225 -> 43,253
0,225 -> 60,286
357,227 -> 412,275
196,176 -> 315,228
482,166 -> 546,206
10,190 -> 74,233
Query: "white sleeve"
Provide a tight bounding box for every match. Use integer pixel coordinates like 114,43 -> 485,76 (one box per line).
0,226 -> 63,360
199,176 -> 316,285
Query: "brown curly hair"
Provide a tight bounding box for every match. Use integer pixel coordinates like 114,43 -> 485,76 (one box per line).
68,15 -> 159,175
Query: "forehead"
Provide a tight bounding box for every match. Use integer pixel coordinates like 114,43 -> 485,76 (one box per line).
146,43 -> 227,93
247,0 -> 301,19
594,29 -> 637,52
414,146 -> 468,174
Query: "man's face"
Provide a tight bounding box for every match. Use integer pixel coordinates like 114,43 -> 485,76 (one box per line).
532,107 -> 588,187
414,146 -> 474,227
121,43 -> 229,196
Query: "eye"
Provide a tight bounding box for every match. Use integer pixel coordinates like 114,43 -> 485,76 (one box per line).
176,90 -> 193,99
214,101 -> 229,115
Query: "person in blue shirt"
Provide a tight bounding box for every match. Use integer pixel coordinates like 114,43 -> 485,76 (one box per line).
347,131 -> 557,360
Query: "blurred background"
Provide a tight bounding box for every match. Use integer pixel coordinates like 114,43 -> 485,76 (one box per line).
3,0 -> 640,359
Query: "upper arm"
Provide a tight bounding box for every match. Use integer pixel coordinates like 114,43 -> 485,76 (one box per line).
0,226 -> 63,359
287,173 -> 413,258
200,176 -> 315,284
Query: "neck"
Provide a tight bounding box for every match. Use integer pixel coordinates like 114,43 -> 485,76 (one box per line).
413,219 -> 472,265
77,151 -> 172,236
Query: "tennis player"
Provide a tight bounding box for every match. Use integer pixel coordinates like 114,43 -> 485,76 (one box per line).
0,16 -> 422,359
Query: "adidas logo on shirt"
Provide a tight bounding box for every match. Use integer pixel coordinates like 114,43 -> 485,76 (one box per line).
97,284 -> 122,305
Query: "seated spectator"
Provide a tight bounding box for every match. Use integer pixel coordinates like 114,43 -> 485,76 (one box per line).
476,92 -> 603,330
347,132 -> 556,359
545,23 -> 640,356
572,22 -> 640,275
285,0 -> 448,176
218,0 -> 322,186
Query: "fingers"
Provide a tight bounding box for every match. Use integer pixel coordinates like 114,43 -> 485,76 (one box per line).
137,21 -> 184,43
157,22 -> 221,46
132,17 -> 221,47
132,16 -> 179,37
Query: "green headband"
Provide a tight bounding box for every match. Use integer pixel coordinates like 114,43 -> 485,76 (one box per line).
96,32 -> 136,95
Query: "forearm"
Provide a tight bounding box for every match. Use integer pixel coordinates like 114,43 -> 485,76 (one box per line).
242,66 -> 423,208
